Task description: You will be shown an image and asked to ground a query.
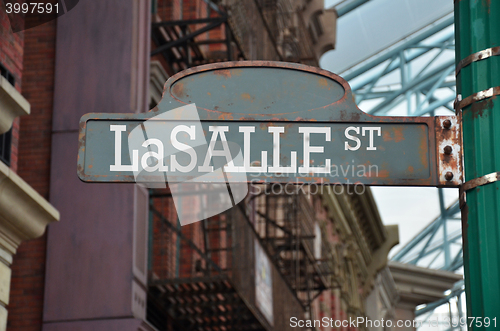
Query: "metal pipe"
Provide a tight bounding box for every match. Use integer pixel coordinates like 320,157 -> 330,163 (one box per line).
456,0 -> 500,321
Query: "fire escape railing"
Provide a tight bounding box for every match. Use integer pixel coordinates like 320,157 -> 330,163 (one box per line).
245,186 -> 335,308
146,187 -> 335,330
151,14 -> 245,75
147,190 -> 270,331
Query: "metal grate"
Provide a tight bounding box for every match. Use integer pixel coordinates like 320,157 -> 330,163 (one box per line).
245,186 -> 334,309
148,275 -> 267,331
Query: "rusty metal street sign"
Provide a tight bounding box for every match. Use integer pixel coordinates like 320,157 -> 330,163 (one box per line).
77,61 -> 461,187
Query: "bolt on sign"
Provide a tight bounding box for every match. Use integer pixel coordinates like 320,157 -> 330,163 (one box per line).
77,61 -> 462,187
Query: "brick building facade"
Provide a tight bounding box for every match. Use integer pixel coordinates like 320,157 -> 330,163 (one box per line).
8,14 -> 57,331
0,4 -> 59,331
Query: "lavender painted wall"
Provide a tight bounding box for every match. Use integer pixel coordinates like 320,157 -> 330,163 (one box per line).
44,0 -> 150,328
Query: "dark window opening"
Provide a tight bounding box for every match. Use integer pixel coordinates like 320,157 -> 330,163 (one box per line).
312,11 -> 323,37
0,63 -> 15,87
0,129 -> 12,166
0,63 -> 16,165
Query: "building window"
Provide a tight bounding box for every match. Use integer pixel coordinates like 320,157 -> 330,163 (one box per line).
0,129 -> 12,166
312,11 -> 324,37
0,63 -> 15,86
0,63 -> 15,166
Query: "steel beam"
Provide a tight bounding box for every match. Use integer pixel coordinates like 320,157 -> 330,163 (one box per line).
412,94 -> 456,117
415,280 -> 465,317
335,0 -> 370,17
349,30 -> 454,92
392,201 -> 460,263
343,15 -> 454,82
367,59 -> 455,114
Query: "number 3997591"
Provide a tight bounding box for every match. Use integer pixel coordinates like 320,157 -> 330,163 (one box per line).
5,2 -> 59,14
443,317 -> 497,328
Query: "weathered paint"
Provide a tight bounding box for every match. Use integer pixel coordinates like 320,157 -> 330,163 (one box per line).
435,116 -> 462,187
77,61 -> 461,187
456,0 -> 500,322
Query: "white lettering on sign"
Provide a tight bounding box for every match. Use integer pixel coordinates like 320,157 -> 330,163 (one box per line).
110,125 -> 138,171
344,126 -> 361,151
298,127 -> 330,174
199,126 -> 239,172
170,125 -> 197,173
240,126 -> 267,173
268,126 -> 297,174
109,124 -> 382,173
362,127 -> 382,151
344,126 -> 382,151
141,139 -> 169,172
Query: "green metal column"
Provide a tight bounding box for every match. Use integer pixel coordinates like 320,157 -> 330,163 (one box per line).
455,0 -> 500,326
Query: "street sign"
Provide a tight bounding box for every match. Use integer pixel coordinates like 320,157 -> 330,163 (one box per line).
77,61 -> 461,187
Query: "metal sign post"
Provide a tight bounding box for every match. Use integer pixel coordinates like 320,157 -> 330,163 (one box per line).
455,0 -> 500,324
77,61 -> 461,187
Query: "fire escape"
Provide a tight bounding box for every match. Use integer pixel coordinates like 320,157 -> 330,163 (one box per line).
151,11 -> 245,75
146,186 -> 335,330
147,2 -> 338,329
147,190 -> 268,331
246,187 -> 334,308
151,0 -> 336,75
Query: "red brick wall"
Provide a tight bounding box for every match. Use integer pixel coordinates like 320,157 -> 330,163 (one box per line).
0,7 -> 24,172
151,196 -> 178,279
311,195 -> 360,331
10,118 -> 20,172
150,195 -> 232,281
156,0 -> 207,21
0,9 -> 23,90
7,16 -> 57,331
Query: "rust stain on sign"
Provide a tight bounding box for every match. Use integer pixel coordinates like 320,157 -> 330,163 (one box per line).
214,69 -> 232,78
318,78 -> 328,87
213,68 -> 243,79
382,127 -> 405,142
435,116 -> 462,187
172,82 -> 186,98
218,113 -> 233,120
241,93 -> 254,102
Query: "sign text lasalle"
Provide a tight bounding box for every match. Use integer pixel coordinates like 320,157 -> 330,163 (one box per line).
109,124 -> 382,174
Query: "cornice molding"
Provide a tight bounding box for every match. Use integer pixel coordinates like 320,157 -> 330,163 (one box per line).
0,162 -> 59,254
0,76 -> 30,134
388,261 -> 463,309
363,225 -> 399,294
354,189 -> 387,248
